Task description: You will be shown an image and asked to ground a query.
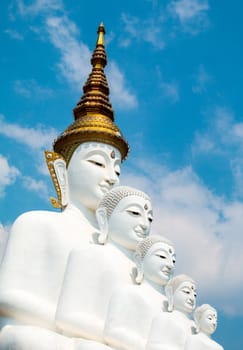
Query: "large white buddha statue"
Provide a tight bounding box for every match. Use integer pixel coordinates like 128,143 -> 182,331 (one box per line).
0,23 -> 128,337
185,304 -> 224,350
55,186 -> 153,343
146,274 -> 197,350
103,235 -> 176,350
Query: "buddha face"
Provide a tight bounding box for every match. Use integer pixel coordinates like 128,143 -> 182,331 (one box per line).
108,195 -> 153,250
199,308 -> 217,335
67,142 -> 121,211
142,242 -> 176,286
173,281 -> 197,314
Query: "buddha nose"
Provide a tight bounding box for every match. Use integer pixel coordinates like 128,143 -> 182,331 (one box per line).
105,169 -> 118,186
106,178 -> 116,186
140,220 -> 149,232
166,259 -> 174,270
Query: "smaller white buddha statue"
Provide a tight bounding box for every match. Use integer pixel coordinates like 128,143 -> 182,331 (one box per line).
103,235 -> 176,350
146,274 -> 197,350
184,304 -> 224,350
55,185 -> 153,344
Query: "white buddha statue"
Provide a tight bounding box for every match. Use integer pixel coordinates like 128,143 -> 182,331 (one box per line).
103,235 -> 176,350
185,304 -> 224,350
55,186 -> 153,344
0,24 -> 129,349
146,274 -> 197,350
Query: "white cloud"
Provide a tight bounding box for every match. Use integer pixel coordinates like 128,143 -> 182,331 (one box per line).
160,80 -> 180,102
192,64 -> 212,94
121,159 -> 243,315
168,0 -> 210,34
45,16 -> 138,108
16,0 -> 63,16
0,155 -> 20,198
120,13 -> 165,49
191,107 -> 243,197
45,16 -> 91,87
0,115 -> 58,151
14,79 -> 54,98
156,67 -> 179,103
15,5 -> 138,111
108,61 -> 138,109
21,176 -> 49,200
4,29 -> 24,40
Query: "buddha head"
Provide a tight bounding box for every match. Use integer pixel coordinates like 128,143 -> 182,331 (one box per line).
66,142 -> 121,211
45,24 -> 129,211
96,186 -> 153,250
134,235 -> 176,285
165,274 -> 197,314
194,304 -> 217,335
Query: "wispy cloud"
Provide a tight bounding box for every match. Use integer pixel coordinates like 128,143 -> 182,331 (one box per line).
21,175 -> 49,200
167,0 -> 210,35
108,62 -> 138,109
14,79 -> 54,98
0,115 -> 58,150
192,107 -> 243,198
45,16 -> 91,87
16,0 -> 63,16
160,80 -> 180,102
13,1 -> 137,110
0,155 -> 20,198
156,67 -> 180,103
192,64 -> 212,93
121,158 -> 243,315
4,29 -> 24,40
120,13 -> 165,49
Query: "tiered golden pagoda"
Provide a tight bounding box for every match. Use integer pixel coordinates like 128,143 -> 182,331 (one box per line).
53,23 -> 129,166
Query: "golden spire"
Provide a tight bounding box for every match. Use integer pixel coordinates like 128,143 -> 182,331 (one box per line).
53,23 -> 129,165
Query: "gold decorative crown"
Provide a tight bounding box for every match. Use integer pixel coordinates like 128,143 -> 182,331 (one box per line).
53,23 -> 129,166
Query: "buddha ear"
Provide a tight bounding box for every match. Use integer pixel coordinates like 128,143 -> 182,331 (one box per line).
194,317 -> 200,333
96,207 -> 109,244
195,323 -> 200,334
133,252 -> 144,284
45,151 -> 69,209
165,285 -> 174,312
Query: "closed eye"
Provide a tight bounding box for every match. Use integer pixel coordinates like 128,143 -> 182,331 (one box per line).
88,160 -> 105,168
183,290 -> 190,294
156,254 -> 167,259
126,210 -> 141,216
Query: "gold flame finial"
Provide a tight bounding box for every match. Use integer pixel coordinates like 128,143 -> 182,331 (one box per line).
96,22 -> 105,46
53,23 -> 129,165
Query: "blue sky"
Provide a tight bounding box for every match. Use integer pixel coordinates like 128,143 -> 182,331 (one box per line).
0,0 -> 243,348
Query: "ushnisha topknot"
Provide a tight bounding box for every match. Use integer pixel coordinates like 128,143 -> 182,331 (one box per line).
98,185 -> 151,219
53,23 -> 129,166
194,304 -> 217,324
135,235 -> 174,260
165,274 -> 196,295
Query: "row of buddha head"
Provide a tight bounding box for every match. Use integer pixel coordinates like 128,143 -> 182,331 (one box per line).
46,141 -> 218,337
95,183 -> 218,337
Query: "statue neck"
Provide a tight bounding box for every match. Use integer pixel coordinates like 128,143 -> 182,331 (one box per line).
173,309 -> 191,320
108,240 -> 133,260
143,277 -> 165,294
199,331 -> 211,339
66,201 -> 98,228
